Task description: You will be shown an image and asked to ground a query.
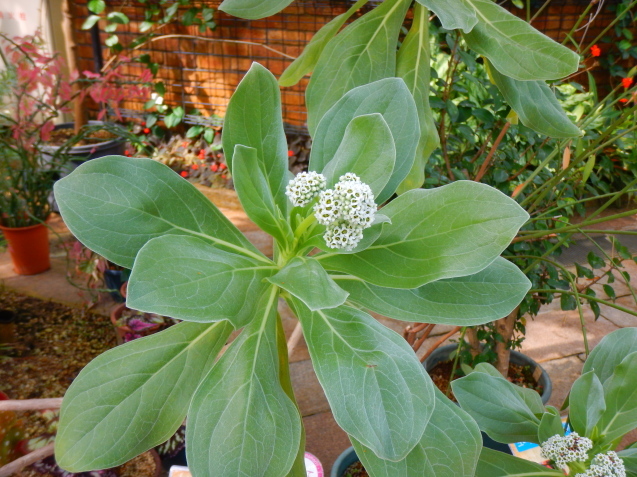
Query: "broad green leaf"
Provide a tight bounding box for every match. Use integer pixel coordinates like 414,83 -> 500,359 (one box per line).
475,448 -> 564,477
415,0 -> 477,33
54,156 -> 263,269
222,63 -> 289,213
452,371 -> 542,444
485,59 -> 581,138
233,145 -> 293,245
268,257 -> 349,311
306,214 -> 391,255
472,363 -> 545,415
473,362 -> 504,378
596,351 -> 637,445
55,321 -> 232,471
187,287 -> 301,476
127,235 -> 276,326
305,0 -> 410,134
618,447 -> 637,477
292,301 -> 434,461
321,113 -> 395,196
538,406 -> 564,443
463,0 -> 579,81
309,78 -> 420,204
351,387 -> 481,476
218,0 -> 293,20
582,327 -> 637,384
278,0 -> 368,87
569,370 -> 606,437
396,3 -> 440,194
318,181 -> 529,289
337,257 -> 530,325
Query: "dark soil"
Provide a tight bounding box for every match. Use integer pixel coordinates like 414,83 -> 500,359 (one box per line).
429,359 -> 544,402
48,128 -> 119,147
0,289 -> 160,475
343,461 -> 368,477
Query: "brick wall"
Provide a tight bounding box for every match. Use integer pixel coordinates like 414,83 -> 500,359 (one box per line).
69,0 -> 622,134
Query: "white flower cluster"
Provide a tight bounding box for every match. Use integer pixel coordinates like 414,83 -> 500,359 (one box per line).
575,451 -> 626,477
541,433 -> 593,468
285,171 -> 327,207
313,173 -> 377,250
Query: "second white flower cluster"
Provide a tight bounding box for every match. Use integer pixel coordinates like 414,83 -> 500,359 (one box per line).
541,433 -> 626,477
285,171 -> 377,251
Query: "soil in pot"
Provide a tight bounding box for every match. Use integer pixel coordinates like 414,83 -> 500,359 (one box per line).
48,128 -> 119,147
429,359 -> 543,402
342,461 -> 368,477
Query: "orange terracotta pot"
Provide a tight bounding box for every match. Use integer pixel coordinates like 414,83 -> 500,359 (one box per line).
0,223 -> 50,275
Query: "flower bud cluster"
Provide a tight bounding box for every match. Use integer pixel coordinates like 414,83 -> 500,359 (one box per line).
575,451 -> 626,477
285,171 -> 327,207
313,173 -> 377,250
541,433 -> 593,468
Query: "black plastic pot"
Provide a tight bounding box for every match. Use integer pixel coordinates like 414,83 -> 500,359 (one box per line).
103,269 -> 125,303
331,446 -> 358,477
0,309 -> 16,343
42,121 -> 126,178
424,344 -> 552,455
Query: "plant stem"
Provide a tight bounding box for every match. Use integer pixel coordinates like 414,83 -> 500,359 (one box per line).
276,314 -> 306,477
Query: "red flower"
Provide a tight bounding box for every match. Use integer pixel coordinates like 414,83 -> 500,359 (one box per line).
221,174 -> 227,179
622,77 -> 634,89
182,141 -> 189,148
219,163 -> 227,170
141,121 -> 146,126
590,45 -> 601,57
210,164 -> 219,172
287,150 -> 294,157
143,127 -> 151,134
124,150 -> 132,157
198,149 -> 206,159
619,98 -> 629,103
180,171 -> 189,178
192,164 -> 199,170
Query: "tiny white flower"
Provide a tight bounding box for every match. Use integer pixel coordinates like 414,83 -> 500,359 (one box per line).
324,221 -> 364,251
575,451 -> 626,477
151,92 -> 164,105
312,172 -> 377,250
286,171 -> 327,207
541,433 -> 593,468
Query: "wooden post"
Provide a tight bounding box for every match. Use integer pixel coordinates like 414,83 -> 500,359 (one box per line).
61,0 -> 86,135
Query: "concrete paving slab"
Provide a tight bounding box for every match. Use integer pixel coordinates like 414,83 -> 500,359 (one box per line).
599,295 -> 637,328
303,411 -> 351,476
290,359 -> 330,417
522,308 -> 620,363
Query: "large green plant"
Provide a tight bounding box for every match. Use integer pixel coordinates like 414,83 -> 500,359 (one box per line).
453,328 -> 637,477
50,0 -> 621,475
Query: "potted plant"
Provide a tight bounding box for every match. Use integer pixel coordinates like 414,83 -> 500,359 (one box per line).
35,1 -> 636,476
0,32 -> 150,275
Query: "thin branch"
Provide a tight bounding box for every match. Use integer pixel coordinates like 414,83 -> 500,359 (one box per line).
474,121 -> 511,182
0,398 -> 63,411
0,443 -> 55,477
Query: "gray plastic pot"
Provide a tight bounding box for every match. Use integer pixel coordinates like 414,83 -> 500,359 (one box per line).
423,343 -> 552,404
331,446 -> 358,477
42,121 -> 125,177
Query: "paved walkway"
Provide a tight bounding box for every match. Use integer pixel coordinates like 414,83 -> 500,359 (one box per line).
1,188 -> 636,474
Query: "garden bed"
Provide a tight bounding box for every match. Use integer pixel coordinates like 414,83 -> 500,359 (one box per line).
0,289 -> 119,475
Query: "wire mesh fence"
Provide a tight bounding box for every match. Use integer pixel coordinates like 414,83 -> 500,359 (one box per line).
69,0 -> 625,135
